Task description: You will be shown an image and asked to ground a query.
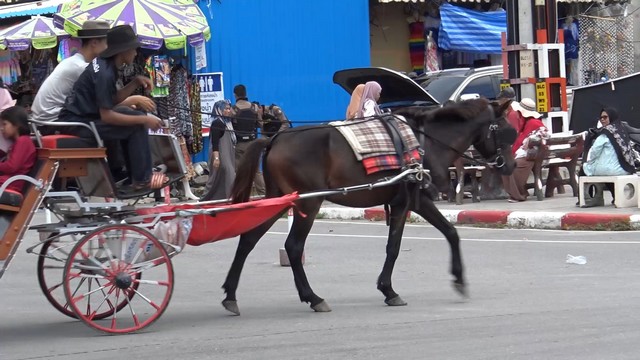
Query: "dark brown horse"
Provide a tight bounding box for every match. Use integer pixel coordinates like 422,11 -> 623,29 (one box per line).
222,98 -> 515,315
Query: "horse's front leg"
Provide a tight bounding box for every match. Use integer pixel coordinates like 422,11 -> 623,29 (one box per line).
285,198 -> 331,312
412,194 -> 468,298
377,203 -> 409,306
221,212 -> 284,315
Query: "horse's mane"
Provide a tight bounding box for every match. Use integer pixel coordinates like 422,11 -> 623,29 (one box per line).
395,98 -> 491,124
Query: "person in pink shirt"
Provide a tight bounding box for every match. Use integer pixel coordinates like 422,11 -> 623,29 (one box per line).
0,106 -> 36,192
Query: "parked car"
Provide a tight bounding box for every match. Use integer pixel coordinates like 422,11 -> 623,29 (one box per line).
416,66 -> 504,103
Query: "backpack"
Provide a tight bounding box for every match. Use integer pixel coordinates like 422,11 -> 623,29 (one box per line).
232,103 -> 260,142
262,104 -> 292,137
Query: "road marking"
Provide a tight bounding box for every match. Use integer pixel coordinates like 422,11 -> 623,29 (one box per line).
266,231 -> 640,244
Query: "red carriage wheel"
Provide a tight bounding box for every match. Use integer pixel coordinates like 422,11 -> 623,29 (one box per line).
63,225 -> 174,334
38,232 -> 140,319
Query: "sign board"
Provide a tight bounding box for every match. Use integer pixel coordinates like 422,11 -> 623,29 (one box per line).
196,72 -> 224,133
536,81 -> 548,113
195,44 -> 207,71
500,82 -> 510,91
519,50 -> 535,79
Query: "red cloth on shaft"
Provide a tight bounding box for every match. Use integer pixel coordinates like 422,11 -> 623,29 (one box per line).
136,193 -> 300,246
0,135 -> 36,192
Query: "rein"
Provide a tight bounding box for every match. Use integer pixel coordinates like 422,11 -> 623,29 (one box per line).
404,105 -> 508,169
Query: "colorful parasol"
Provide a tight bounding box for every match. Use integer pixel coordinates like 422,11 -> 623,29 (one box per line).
0,16 -> 70,51
54,0 -> 211,51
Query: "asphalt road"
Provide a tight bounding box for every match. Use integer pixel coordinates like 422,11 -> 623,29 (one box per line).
2,218 -> 640,360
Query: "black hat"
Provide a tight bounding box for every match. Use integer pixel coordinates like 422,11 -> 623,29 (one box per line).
99,25 -> 141,59
497,87 -> 516,100
76,20 -> 110,39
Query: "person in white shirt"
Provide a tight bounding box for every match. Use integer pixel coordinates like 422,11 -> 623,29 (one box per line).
31,21 -> 110,131
357,81 -> 382,118
32,20 -> 154,134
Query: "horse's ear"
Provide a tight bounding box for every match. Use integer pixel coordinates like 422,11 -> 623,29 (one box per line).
493,99 -> 512,116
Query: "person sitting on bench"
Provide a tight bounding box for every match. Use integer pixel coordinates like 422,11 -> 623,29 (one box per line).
578,108 -> 636,204
58,25 -> 167,192
0,106 -> 36,192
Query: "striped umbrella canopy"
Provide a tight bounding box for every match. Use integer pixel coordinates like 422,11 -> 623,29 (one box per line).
0,16 -> 70,51
54,0 -> 211,51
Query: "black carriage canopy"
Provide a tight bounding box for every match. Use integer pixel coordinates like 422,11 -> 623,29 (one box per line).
570,72 -> 640,133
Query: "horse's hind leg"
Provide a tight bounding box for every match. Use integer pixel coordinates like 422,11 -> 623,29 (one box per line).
221,211 -> 286,315
377,204 -> 409,306
285,198 -> 330,312
412,194 -> 468,298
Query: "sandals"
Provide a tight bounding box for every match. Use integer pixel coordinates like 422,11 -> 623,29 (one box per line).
132,172 -> 169,191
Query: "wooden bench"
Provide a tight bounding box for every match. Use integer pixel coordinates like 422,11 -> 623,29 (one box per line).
447,147 -> 486,205
525,133 -> 584,201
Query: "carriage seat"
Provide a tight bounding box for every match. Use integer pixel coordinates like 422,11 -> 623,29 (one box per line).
0,189 -> 23,207
40,135 -> 97,149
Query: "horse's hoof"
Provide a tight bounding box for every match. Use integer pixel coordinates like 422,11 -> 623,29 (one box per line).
452,281 -> 470,299
385,296 -> 408,306
311,300 -> 332,312
222,300 -> 240,316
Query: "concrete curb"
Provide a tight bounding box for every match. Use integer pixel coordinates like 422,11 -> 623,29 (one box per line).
318,207 -> 640,231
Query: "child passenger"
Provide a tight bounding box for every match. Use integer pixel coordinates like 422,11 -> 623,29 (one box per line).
0,106 -> 36,192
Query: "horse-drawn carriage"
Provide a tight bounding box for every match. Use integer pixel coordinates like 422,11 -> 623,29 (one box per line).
1,68 -> 517,335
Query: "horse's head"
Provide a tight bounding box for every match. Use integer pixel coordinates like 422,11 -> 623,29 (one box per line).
394,99 -> 516,190
469,99 -> 517,176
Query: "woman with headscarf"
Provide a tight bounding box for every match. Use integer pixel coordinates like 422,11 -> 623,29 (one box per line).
582,107 -> 635,176
501,98 -> 549,202
357,81 -> 383,118
345,84 -> 364,120
200,99 -> 237,201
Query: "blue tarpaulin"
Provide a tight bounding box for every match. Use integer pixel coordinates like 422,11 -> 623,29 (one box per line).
438,3 -> 507,54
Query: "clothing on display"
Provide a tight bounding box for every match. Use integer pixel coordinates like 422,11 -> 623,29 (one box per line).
57,38 -> 82,63
168,65 -> 194,147
0,51 -> 21,86
188,79 -> 203,154
408,19 -> 425,74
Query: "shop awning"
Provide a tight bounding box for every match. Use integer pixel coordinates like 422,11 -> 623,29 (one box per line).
0,0 -> 67,19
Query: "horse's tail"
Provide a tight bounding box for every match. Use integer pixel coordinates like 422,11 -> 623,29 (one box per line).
231,138 -> 270,203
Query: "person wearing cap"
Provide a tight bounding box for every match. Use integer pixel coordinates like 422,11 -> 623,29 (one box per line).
59,25 -> 165,192
497,87 -> 521,131
501,98 -> 549,202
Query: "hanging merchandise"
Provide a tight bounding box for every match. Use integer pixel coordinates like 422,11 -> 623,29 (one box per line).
168,65 -> 194,149
189,79 -> 203,154
0,50 -> 21,85
57,38 -> 81,62
144,55 -> 170,97
30,49 -> 55,92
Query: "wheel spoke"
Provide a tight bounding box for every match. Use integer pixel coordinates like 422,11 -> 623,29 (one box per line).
125,291 -> 140,327
87,285 -> 117,321
131,287 -> 162,310
133,279 -> 170,287
111,289 -> 121,330
72,283 -> 111,303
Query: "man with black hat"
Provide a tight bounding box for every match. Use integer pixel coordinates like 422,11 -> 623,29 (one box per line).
59,25 -> 165,192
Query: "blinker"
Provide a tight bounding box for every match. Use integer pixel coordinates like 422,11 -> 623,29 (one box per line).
498,127 -> 517,145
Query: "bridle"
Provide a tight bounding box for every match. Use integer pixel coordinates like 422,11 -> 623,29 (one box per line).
413,105 -> 515,169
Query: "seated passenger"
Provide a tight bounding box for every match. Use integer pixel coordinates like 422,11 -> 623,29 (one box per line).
581,107 -> 635,177
58,25 -> 166,192
346,83 -> 364,120
501,98 -> 548,203
357,81 -> 382,118
0,79 -> 16,157
0,106 -> 36,192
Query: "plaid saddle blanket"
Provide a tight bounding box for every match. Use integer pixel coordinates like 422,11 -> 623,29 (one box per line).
330,116 -> 422,175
